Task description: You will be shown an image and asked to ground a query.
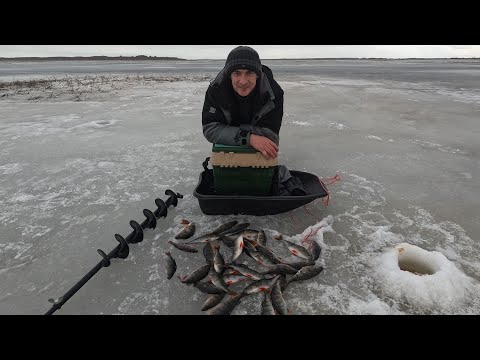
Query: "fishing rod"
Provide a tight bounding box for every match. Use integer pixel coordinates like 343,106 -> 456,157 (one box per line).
44,189 -> 183,315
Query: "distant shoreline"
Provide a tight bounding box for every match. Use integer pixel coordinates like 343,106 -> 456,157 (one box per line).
1,56 -> 479,62
0,56 -> 187,62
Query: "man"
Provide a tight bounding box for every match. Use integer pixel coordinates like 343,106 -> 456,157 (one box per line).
202,46 -> 284,159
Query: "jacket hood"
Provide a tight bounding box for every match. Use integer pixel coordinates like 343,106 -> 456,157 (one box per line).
210,64 -> 276,102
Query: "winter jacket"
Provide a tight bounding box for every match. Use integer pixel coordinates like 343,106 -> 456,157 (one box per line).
202,64 -> 284,146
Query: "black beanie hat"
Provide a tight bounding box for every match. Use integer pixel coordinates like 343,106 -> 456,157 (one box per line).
224,46 -> 262,78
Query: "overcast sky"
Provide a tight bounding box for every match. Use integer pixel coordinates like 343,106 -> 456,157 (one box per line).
1,45 -> 480,59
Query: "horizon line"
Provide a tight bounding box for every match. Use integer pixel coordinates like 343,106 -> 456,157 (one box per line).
1,55 -> 480,61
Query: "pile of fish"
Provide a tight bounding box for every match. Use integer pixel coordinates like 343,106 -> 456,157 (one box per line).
164,220 -> 324,315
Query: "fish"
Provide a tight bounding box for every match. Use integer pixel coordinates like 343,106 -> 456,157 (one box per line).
211,220 -> 239,235
220,222 -> 251,236
178,264 -> 211,284
240,229 -> 259,241
231,235 -> 244,263
261,292 -> 276,315
222,274 -> 249,286
175,222 -> 196,239
254,242 -> 284,264
260,263 -> 298,275
201,293 -> 226,311
219,234 -> 236,248
186,233 -> 220,244
188,221 -> 239,245
281,239 -> 312,260
213,245 -> 225,273
223,267 -> 240,276
226,263 -> 264,281
270,280 -> 288,315
207,293 -> 244,315
243,238 -> 257,253
256,229 -> 267,246
164,251 -> 177,280
282,259 -> 316,270
248,250 -> 275,267
242,275 -> 280,296
209,269 -> 236,295
193,280 -> 223,294
171,222 -> 326,315
168,240 -> 198,253
278,274 -> 288,293
310,240 -> 322,261
288,265 -> 324,284
220,229 -> 259,248
203,242 -> 215,265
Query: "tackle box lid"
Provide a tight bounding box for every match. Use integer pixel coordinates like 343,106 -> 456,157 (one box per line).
212,143 -> 257,154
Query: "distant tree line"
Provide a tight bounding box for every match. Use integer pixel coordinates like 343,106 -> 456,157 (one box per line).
0,55 -> 187,61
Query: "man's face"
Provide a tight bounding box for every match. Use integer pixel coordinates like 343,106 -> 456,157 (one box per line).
230,69 -> 258,97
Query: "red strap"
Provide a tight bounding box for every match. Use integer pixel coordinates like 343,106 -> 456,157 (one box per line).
301,225 -> 324,248
322,174 -> 342,185
317,173 -> 342,207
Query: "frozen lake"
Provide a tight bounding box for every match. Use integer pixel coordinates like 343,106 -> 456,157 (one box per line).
1,59 -> 479,315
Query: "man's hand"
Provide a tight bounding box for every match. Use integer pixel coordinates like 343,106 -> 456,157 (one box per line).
250,134 -> 278,159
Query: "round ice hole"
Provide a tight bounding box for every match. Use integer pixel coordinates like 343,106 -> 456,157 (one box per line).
395,243 -> 439,276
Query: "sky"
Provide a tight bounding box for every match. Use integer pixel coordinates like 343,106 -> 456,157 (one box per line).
1,45 -> 480,59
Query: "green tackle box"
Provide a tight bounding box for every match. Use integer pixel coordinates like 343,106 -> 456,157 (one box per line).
211,143 -> 277,196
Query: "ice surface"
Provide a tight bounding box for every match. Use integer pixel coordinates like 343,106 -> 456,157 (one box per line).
1,59 -> 479,314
